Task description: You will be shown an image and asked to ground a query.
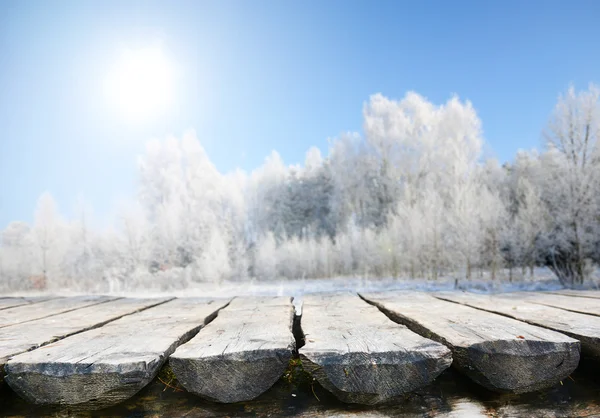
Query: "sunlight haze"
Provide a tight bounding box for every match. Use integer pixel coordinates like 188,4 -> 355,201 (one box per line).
1,0 -> 600,293
3,3 -> 600,413
104,45 -> 177,124
2,1 -> 600,228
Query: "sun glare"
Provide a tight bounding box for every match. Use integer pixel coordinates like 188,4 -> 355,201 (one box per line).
104,46 -> 175,124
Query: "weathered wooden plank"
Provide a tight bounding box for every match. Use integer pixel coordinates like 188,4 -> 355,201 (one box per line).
435,291 -> 600,360
5,298 -> 228,409
516,292 -> 600,317
170,297 -> 295,403
548,289 -> 600,300
0,296 -> 115,328
0,296 -> 58,311
0,297 -> 171,372
299,293 -> 452,405
361,291 -> 580,394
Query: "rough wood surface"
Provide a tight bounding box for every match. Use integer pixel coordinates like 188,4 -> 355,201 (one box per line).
361,291 -> 580,394
0,297 -> 171,370
435,291 -> 600,360
170,297 -> 295,403
4,361 -> 600,418
0,296 -> 115,328
299,293 -> 452,405
548,289 -> 600,300
0,296 -> 58,311
518,292 -> 600,317
5,298 -> 227,409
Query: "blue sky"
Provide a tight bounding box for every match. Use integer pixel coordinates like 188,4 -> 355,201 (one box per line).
1,0 -> 600,228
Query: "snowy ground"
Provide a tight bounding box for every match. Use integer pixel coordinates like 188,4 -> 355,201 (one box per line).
7,267 -> 600,301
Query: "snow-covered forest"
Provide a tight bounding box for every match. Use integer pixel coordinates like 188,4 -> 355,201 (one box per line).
2,85 -> 600,292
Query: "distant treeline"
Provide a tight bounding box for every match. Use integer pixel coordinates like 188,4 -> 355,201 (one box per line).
2,86 -> 600,291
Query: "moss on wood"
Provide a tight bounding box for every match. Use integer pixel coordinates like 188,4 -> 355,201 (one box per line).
158,363 -> 184,392
281,357 -> 312,386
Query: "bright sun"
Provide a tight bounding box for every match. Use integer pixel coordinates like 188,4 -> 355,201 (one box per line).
105,46 -> 175,124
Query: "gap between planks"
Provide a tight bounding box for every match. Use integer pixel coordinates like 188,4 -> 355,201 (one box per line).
0,296 -> 120,329
5,298 -> 230,409
360,291 -> 580,394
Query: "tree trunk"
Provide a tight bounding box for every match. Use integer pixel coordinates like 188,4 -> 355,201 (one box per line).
573,222 -> 585,285
42,246 -> 47,281
433,226 -> 439,281
466,259 -> 471,280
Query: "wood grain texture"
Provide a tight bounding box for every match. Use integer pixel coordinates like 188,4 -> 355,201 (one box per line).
435,291 -> 600,360
0,296 -> 115,328
548,290 -> 600,300
299,293 -> 452,405
5,298 -> 227,409
0,297 -> 171,369
0,296 -> 59,311
517,292 -> 600,317
361,291 -> 580,394
170,297 -> 295,403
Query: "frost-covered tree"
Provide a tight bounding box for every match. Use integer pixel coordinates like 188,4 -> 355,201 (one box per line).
247,150 -> 289,241
197,226 -> 232,283
363,92 -> 486,279
4,86 -> 600,291
116,202 -> 151,272
60,197 -> 109,291
0,221 -> 34,290
31,192 -> 66,287
134,130 -> 246,282
476,161 -> 508,280
255,232 -> 277,280
541,85 -> 600,286
503,152 -> 549,279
